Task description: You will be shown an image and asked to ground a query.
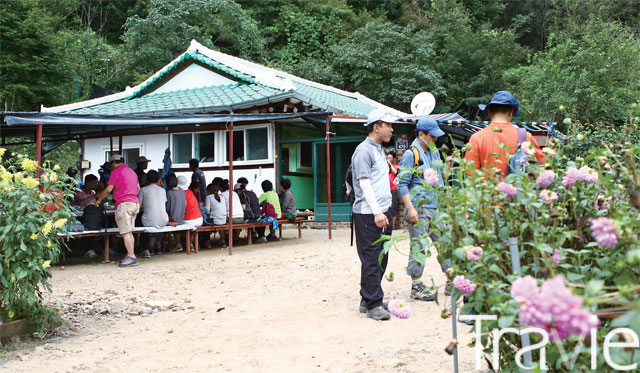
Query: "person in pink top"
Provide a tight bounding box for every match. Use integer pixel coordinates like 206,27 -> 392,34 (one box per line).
93,154 -> 141,267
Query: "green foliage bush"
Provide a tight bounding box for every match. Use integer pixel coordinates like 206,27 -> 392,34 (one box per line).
385,117 -> 640,370
0,151 -> 75,330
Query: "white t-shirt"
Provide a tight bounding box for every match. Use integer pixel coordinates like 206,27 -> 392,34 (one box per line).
205,194 -> 227,225
221,190 -> 244,219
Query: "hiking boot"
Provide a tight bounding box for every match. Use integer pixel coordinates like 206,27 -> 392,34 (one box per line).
84,250 -> 98,259
359,300 -> 388,314
255,236 -> 267,243
458,312 -> 476,325
411,282 -> 435,301
366,305 -> 391,321
444,280 -> 453,296
141,250 -> 151,259
118,255 -> 139,268
266,235 -> 279,241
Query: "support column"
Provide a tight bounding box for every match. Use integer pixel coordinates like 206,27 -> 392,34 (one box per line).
35,123 -> 43,178
325,116 -> 332,240
228,121 -> 234,255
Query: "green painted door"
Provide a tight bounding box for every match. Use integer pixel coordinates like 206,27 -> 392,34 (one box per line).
314,140 -> 360,221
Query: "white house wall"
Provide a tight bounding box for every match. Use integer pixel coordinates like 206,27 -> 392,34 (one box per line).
81,131 -> 276,193
151,64 -> 236,94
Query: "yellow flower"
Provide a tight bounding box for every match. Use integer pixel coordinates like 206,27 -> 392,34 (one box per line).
542,148 -> 557,156
21,158 -> 38,172
46,241 -> 52,248
21,177 -> 39,188
42,221 -> 53,235
53,164 -> 60,171
39,193 -> 44,199
42,260 -> 51,269
49,172 -> 58,182
1,169 -> 11,182
0,148 -> 5,157
53,218 -> 67,228
30,233 -> 38,240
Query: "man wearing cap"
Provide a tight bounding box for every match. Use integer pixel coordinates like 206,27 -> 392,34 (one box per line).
93,154 -> 141,267
465,91 -> 545,178
398,117 -> 449,301
135,156 -> 151,187
352,108 -> 397,321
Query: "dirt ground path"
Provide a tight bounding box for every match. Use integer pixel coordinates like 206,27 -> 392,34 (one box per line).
3,228 -> 477,372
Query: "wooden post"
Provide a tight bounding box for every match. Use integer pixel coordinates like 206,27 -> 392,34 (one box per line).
110,137 -> 114,155
228,120 -> 234,255
325,116 -> 332,239
118,135 -> 123,155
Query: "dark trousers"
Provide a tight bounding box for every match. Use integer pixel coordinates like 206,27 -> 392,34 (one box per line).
353,210 -> 393,310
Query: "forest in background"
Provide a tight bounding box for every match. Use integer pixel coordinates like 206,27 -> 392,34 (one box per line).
1,0 -> 639,124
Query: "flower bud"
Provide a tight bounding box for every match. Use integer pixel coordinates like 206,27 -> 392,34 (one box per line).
563,118 -> 571,125
445,341 -> 458,355
576,134 -> 584,141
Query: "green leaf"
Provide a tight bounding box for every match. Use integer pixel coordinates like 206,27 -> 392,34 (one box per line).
498,314 -> 516,328
566,273 -> 585,281
585,280 -> 604,296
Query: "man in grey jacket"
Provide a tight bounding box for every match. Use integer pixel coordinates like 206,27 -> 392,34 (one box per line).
351,109 -> 398,321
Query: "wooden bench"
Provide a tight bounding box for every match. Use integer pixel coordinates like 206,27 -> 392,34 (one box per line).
193,217 -> 306,251
58,227 -> 146,262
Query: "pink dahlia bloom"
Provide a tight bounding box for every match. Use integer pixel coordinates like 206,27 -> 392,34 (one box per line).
589,217 -> 618,248
551,249 -> 562,265
497,182 -> 518,197
388,299 -> 413,319
453,275 -> 476,294
536,170 -> 556,187
512,276 -> 600,341
562,167 -> 581,187
424,168 -> 440,186
539,189 -> 558,205
465,246 -> 483,261
578,166 -> 598,184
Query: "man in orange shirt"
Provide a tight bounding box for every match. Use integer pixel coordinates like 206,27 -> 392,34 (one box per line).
465,91 -> 545,178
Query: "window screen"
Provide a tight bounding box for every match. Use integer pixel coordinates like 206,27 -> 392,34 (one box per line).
173,134 -> 192,164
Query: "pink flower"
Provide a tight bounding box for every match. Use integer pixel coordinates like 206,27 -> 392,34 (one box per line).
424,168 -> 439,186
536,170 -> 556,187
512,276 -> 600,341
453,275 -> 476,294
388,299 -> 413,319
589,217 -> 618,248
521,141 -> 535,156
578,166 -> 598,184
465,246 -> 483,261
551,249 -> 562,265
498,182 -> 518,198
562,167 -> 581,187
539,189 -> 558,205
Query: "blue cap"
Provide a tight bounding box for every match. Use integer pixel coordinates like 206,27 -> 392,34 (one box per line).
416,117 -> 445,138
478,91 -> 519,117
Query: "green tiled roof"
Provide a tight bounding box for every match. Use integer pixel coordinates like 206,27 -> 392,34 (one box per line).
70,83 -> 282,114
293,81 -> 376,117
129,52 -> 256,97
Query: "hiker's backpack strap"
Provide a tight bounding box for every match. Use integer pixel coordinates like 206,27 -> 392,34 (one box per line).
516,127 -> 527,146
410,146 -> 423,174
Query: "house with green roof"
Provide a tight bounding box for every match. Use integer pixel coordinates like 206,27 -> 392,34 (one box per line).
43,40 -> 440,221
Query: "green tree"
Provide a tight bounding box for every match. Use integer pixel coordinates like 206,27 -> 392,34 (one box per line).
0,0 -> 78,111
120,0 -> 264,84
505,21 -> 640,124
333,23 -> 444,112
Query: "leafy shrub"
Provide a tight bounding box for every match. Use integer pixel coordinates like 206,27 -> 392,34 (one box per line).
385,118 -> 640,370
0,150 -> 75,330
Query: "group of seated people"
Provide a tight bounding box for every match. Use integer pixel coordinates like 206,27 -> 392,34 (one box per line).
72,162 -> 297,258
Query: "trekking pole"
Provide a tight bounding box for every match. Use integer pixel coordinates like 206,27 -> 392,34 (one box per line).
508,237 -> 532,371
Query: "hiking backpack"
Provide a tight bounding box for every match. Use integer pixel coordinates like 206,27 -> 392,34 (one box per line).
507,128 -> 529,176
82,204 -> 106,231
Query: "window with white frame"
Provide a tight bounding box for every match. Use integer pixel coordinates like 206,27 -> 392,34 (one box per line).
103,145 -> 143,170
172,132 -> 215,165
224,126 -> 271,164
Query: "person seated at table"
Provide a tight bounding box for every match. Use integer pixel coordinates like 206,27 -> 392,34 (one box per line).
220,179 -> 244,245
73,174 -> 98,208
205,183 -> 229,247
183,179 -> 203,251
279,177 -> 297,222
256,199 -> 279,243
138,170 -> 169,258
258,180 -> 282,218
165,174 -> 186,251
236,182 -> 260,223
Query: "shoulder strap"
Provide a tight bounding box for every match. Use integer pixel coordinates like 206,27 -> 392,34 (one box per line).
410,146 -> 423,174
516,127 -> 527,146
